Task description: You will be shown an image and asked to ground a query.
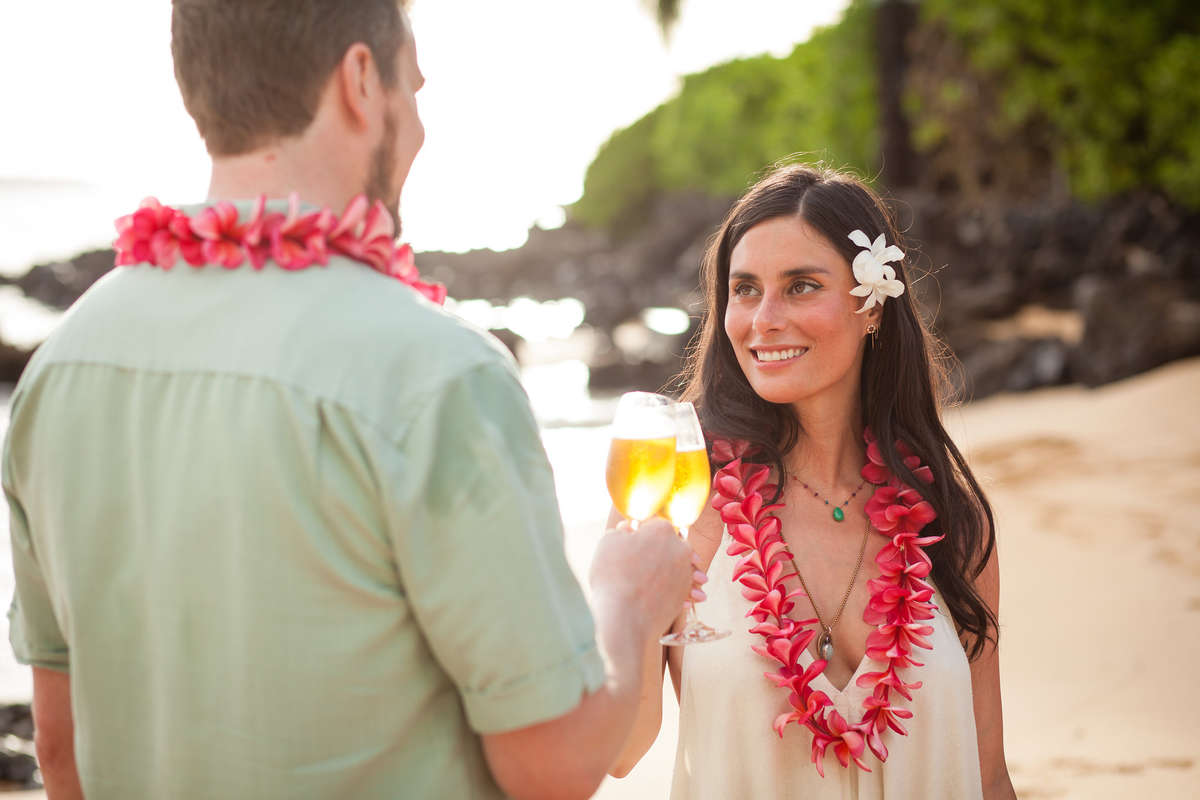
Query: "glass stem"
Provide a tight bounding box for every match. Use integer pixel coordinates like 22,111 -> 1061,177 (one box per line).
679,524 -> 698,629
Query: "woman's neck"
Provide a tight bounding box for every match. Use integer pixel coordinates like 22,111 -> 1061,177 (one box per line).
786,390 -> 866,494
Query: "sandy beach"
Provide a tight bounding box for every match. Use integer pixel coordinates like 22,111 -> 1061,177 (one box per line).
1,357 -> 1196,797
571,357 -> 1200,799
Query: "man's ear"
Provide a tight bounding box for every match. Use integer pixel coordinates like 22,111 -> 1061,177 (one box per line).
335,43 -> 380,132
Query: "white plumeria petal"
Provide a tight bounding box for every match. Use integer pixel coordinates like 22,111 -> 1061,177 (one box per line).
878,245 -> 905,264
864,257 -> 892,283
851,252 -> 873,282
848,229 -> 873,250
855,293 -> 879,314
848,228 -> 906,313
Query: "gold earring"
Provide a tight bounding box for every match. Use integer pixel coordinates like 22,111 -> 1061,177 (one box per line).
866,323 -> 878,347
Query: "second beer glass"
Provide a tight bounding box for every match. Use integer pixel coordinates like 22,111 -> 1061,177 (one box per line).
659,402 -> 730,646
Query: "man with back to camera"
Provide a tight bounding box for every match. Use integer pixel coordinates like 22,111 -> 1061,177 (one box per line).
3,2 -> 698,797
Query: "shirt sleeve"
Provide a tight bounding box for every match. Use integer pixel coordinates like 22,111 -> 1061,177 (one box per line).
4,416 -> 70,672
382,359 -> 604,734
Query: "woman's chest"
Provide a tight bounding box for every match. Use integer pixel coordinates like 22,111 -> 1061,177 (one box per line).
685,525 -> 971,717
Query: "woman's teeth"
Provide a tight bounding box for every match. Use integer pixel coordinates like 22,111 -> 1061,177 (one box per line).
756,348 -> 804,362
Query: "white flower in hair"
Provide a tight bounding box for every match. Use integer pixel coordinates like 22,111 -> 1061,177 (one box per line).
847,229 -> 906,314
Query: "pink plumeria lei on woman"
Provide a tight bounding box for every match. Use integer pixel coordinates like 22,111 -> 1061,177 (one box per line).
709,430 -> 942,775
113,194 -> 446,305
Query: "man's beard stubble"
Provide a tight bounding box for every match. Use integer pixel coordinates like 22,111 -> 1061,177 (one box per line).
365,110 -> 402,237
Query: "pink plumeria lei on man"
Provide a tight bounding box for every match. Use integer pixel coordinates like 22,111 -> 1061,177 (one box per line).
709,431 -> 942,775
113,194 -> 446,305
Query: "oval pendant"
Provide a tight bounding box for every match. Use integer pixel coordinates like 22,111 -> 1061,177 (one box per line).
832,506 -> 845,522
817,630 -> 834,662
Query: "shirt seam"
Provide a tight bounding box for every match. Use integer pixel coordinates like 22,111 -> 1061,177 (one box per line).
12,356 -> 508,450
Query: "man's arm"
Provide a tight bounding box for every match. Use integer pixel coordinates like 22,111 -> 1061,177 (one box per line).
480,521 -> 693,800
32,667 -> 83,800
6,425 -> 81,798
379,361 -> 694,799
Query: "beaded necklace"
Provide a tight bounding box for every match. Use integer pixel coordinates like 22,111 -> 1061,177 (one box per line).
789,474 -> 868,522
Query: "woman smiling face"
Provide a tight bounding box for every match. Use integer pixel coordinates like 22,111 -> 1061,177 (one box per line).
724,215 -> 879,407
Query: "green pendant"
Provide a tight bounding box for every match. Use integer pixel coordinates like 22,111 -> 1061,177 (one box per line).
832,507 -> 845,522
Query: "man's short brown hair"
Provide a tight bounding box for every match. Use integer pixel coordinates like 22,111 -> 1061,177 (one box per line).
171,0 -> 409,156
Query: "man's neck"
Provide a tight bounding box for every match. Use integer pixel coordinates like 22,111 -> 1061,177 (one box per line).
206,143 -> 358,213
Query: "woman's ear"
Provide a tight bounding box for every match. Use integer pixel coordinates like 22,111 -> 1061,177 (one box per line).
863,302 -> 884,334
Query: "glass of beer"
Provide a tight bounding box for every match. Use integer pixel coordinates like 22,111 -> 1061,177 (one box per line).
659,402 -> 730,646
605,392 -> 677,528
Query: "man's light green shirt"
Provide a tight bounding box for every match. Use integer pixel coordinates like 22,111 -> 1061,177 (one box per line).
4,251 -> 604,798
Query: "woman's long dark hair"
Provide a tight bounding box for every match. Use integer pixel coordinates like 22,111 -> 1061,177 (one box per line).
678,164 -> 998,660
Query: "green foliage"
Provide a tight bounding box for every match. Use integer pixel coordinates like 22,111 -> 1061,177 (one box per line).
574,0 -> 879,231
923,0 -> 1200,207
572,109 -> 664,233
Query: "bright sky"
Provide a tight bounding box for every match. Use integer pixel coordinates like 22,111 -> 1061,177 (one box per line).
0,0 -> 847,268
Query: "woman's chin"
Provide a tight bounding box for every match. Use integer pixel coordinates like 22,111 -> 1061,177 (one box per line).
749,383 -> 814,407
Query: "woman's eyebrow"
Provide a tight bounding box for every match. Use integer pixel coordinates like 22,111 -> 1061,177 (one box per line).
729,266 -> 831,281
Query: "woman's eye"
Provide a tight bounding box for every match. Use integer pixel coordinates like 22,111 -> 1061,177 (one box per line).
790,280 -> 818,295
731,283 -> 758,297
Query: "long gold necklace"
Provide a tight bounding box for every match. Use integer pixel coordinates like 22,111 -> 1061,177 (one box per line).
786,518 -> 871,663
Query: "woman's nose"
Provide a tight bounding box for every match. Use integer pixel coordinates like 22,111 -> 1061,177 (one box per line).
753,294 -> 784,334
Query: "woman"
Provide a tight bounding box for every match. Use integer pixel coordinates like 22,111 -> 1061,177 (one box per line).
609,164 -> 1016,798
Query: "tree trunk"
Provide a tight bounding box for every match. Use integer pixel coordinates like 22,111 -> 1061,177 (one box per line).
874,0 -> 919,188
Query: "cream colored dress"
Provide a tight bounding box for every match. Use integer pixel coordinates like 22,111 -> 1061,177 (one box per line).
671,526 -> 984,799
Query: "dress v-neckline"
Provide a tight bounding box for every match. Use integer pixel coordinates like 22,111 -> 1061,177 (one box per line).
792,581 -> 952,700
798,643 -> 875,699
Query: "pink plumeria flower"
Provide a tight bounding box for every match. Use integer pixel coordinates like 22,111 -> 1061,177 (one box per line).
112,194 -> 446,305
190,201 -> 246,268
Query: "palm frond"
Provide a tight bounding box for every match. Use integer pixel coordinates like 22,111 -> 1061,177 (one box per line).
642,0 -> 682,39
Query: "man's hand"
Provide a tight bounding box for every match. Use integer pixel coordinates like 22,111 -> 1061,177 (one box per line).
589,518 -> 696,639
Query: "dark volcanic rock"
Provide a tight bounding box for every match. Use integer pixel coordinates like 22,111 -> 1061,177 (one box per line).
417,192 -> 731,333
587,360 -> 681,394
5,248 -> 115,310
0,340 -> 34,384
0,704 -> 32,741
903,189 -> 1200,398
956,337 -> 1070,400
1069,277 -> 1200,386
0,705 -> 40,788
487,327 -> 524,359
0,749 -> 37,787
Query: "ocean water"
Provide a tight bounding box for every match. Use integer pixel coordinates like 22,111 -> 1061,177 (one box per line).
0,180 -> 137,278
